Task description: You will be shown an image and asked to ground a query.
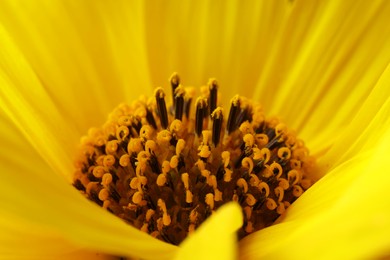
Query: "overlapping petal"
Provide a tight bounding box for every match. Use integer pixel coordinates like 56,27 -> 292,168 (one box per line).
0,0 -> 389,259
175,203 -> 243,260
0,0 -> 153,135
240,128 -> 390,259
0,114 -> 177,259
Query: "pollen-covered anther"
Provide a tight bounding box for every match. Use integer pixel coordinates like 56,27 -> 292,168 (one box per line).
181,173 -> 193,203
73,73 -> 315,245
141,209 -> 156,233
242,157 -> 254,174
158,199 -> 171,226
205,193 -> 215,211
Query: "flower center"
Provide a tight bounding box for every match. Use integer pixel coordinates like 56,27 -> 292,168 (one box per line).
73,73 -> 315,245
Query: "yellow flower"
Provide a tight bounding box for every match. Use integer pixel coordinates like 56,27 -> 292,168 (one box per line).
1,0 -> 390,259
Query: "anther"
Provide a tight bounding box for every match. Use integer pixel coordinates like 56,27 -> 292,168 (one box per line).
101,173 -> 113,187
208,78 -> 218,117
242,157 -> 254,174
128,138 -> 143,154
93,166 -> 105,178
274,186 -> 284,202
255,133 -> 269,147
181,173 -> 193,203
183,87 -> 195,117
258,182 -> 270,197
158,199 -> 171,226
155,88 -> 169,129
292,185 -> 303,197
288,169 -> 301,185
222,151 -> 230,168
278,147 -> 291,160
170,72 -> 180,106
141,209 -> 155,233
205,193 -> 215,210
106,140 -> 118,154
103,155 -> 115,167
227,95 -> 240,134
195,98 -> 207,136
174,86 -> 185,120
278,178 -> 290,190
176,139 -> 186,155
276,203 -> 286,215
237,178 -> 249,193
116,125 -> 130,141
266,198 -> 277,210
119,153 -> 130,167
246,194 -> 257,207
189,207 -> 199,233
145,106 -> 158,129
211,107 -> 223,146
249,174 -> 260,187
223,168 -> 233,182
98,188 -> 110,201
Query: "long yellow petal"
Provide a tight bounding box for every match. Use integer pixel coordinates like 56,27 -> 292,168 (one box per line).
0,0 -> 152,135
256,1 -> 390,155
240,129 -> 390,259
142,0 -> 291,102
175,203 -> 243,260
0,24 -> 75,180
0,212 -> 116,260
0,115 -> 176,259
318,63 -> 390,174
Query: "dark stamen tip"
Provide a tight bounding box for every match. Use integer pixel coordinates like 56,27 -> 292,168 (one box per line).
145,106 -> 157,129
211,107 -> 223,146
170,72 -> 180,88
195,98 -> 207,136
155,88 -> 169,129
174,86 -> 185,121
208,78 -> 218,117
170,72 -> 180,105
227,95 -> 240,134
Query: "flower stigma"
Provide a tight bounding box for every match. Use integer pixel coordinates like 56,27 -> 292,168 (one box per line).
73,73 -> 315,245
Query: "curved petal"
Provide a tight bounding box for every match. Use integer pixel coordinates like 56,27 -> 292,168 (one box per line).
143,0 -> 292,103
257,0 -> 390,155
175,203 -> 243,260
240,129 -> 390,259
0,212 -> 115,260
0,0 -> 153,135
0,24 -> 76,179
318,63 -> 390,174
0,114 -> 177,259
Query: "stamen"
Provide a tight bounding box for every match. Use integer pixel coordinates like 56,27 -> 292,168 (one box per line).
145,106 -> 158,129
208,78 -> 218,117
211,107 -> 223,146
170,72 -> 180,106
155,88 -> 169,129
195,98 -> 207,136
227,95 -> 240,134
174,86 -> 185,120
73,73 -> 316,245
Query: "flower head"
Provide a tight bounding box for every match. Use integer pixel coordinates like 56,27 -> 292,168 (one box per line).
1,0 -> 390,259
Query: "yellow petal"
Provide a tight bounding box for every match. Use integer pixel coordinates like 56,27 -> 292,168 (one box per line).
0,23 -> 76,180
318,63 -> 390,174
0,0 -> 153,134
143,1 -> 291,102
0,212 -> 116,260
0,114 -> 176,259
256,1 -> 390,155
240,129 -> 390,259
176,203 -> 243,260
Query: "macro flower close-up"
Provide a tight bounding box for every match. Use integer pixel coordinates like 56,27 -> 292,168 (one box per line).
1,0 -> 390,259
